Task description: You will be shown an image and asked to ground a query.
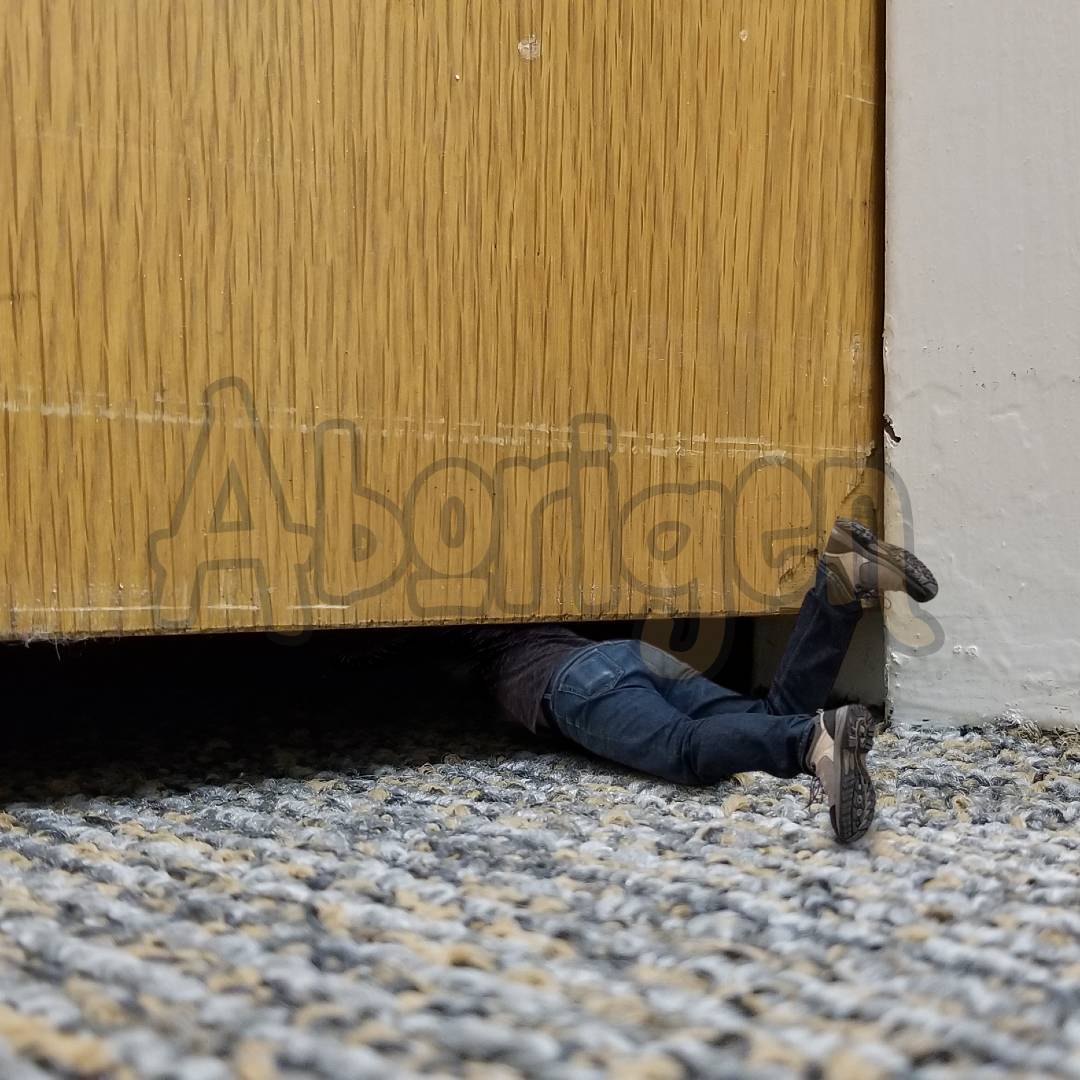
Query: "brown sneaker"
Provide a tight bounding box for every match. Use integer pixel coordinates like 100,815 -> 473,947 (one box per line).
823,518 -> 939,607
806,705 -> 876,843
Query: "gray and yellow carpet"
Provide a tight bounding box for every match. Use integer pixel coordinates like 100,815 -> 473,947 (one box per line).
0,674 -> 1078,1078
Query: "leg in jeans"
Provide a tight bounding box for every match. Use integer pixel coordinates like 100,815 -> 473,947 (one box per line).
544,640 -> 815,784
766,559 -> 864,716
543,558 -> 863,785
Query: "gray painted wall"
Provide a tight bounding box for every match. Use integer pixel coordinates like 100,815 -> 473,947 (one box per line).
885,0 -> 1080,727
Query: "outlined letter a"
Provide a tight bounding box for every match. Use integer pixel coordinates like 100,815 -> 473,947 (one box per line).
149,378 -> 313,630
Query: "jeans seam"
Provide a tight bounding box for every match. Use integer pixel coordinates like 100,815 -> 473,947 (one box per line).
677,715 -> 706,785
769,613 -> 813,713
796,713 -> 816,774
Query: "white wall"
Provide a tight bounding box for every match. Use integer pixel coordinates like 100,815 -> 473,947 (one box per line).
885,1 -> 1080,727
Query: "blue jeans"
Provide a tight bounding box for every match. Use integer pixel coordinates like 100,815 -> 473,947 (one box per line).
542,562 -> 862,783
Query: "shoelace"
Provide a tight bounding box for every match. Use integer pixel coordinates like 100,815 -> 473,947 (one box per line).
806,708 -> 826,809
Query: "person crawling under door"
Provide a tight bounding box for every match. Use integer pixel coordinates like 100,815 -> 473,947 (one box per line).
346,519 -> 938,844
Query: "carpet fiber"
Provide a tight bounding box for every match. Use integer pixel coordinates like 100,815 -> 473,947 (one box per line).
0,704 -> 1078,1079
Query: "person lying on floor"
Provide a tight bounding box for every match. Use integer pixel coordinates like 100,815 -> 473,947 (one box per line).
348,520 -> 938,843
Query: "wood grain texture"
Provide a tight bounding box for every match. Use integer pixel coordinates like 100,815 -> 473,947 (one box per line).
0,1 -> 882,638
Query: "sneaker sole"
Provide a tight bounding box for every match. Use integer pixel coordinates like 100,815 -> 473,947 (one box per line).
830,705 -> 877,844
837,519 -> 939,603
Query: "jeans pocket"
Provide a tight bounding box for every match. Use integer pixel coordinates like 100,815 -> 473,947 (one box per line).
555,647 -> 625,701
